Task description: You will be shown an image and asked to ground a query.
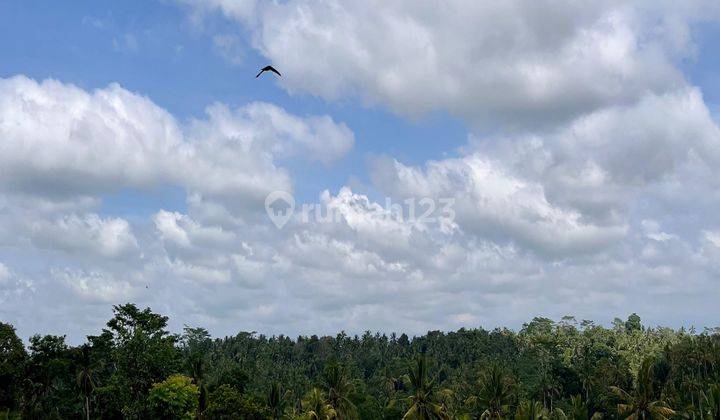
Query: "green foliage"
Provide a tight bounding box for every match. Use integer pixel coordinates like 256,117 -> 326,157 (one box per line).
403,355 -> 448,419
148,374 -> 199,419
466,364 -> 514,419
268,381 -> 292,419
301,387 -> 336,420
610,358 -> 675,420
324,362 -> 358,419
75,344 -> 96,420
625,314 -> 643,333
514,400 -> 547,420
92,303 -> 181,418
2,308 -> 720,419
22,334 -> 75,418
562,395 -> 589,420
702,384 -> 720,420
204,384 -> 266,419
0,323 -> 26,413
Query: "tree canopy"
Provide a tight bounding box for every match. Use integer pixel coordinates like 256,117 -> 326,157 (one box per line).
1,307 -> 718,419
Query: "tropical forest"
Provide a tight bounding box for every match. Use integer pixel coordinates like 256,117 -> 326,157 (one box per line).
1,304 -> 718,419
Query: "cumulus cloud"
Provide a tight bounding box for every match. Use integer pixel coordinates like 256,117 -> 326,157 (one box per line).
0,76 -> 353,211
5,181 -> 720,341
370,154 -> 627,257
515,88 -> 720,188
467,88 -> 720,227
29,214 -> 139,258
0,75 -> 357,339
154,209 -> 236,254
140,185 -> 720,336
0,76 -> 182,197
5,74 -> 720,340
179,0 -> 720,127
53,269 -> 139,303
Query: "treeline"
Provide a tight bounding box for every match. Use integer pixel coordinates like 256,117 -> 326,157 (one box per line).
1,304 -> 719,419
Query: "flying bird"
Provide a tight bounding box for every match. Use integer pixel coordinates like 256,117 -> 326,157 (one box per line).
256,65 -> 281,78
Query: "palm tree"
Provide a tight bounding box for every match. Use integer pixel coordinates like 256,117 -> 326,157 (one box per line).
75,345 -> 95,420
403,355 -> 448,420
324,363 -> 357,419
610,358 -> 675,419
189,355 -> 207,417
302,388 -> 336,420
268,381 -> 292,419
436,388 -> 462,419
537,369 -> 561,412
702,384 -> 720,420
465,364 -> 514,419
564,395 -> 588,420
515,400 -> 548,420
562,395 -> 603,420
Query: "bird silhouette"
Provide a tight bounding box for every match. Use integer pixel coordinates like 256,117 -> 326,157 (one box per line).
256,65 -> 281,78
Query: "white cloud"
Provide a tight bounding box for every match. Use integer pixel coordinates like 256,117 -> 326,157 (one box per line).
541,88 -> 720,186
29,214 -> 139,258
0,262 -> 10,284
53,269 -> 138,303
0,75 -> 359,340
187,101 -> 354,168
704,230 -> 720,248
370,154 -> 627,257
180,0 -> 720,127
0,76 -> 181,196
0,76 -> 353,221
169,259 -> 232,284
467,88 -> 720,229
178,0 -> 258,23
154,211 -> 193,248
154,209 -> 235,249
641,220 -> 676,242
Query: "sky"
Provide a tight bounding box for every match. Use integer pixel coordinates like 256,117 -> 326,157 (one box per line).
1,0 -> 720,343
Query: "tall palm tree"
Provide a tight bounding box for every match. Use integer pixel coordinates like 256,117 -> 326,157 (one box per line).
562,395 -> 603,420
324,363 -> 357,419
536,368 -> 561,412
403,355 -> 448,420
268,381 -> 291,419
702,384 -> 720,420
303,388 -> 337,420
466,364 -> 514,419
515,400 -> 548,420
76,346 -> 95,420
610,358 -> 675,420
437,388 -> 461,419
565,395 -> 588,420
189,355 -> 208,417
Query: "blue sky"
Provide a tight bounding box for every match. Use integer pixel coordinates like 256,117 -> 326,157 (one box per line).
1,1 -> 720,342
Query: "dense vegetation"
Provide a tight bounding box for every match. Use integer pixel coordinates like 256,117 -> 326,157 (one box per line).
1,304 -> 719,419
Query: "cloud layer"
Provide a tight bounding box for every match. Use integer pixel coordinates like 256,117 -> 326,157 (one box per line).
182,0 -> 719,127
3,1 -> 720,342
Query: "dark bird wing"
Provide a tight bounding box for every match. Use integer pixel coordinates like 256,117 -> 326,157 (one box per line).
256,65 -> 281,78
